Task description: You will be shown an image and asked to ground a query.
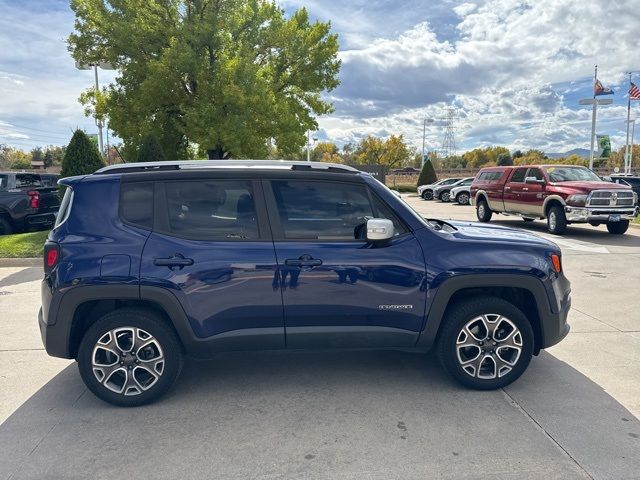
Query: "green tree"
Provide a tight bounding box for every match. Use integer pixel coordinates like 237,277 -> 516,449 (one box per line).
60,130 -> 105,185
136,133 -> 168,163
417,158 -> 437,186
30,147 -> 43,164
69,0 -> 341,160
311,142 -> 342,163
10,157 -> 32,170
497,152 -> 513,166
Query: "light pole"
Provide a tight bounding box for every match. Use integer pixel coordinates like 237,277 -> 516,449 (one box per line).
306,131 -> 318,161
421,118 -> 434,167
76,61 -> 115,156
579,97 -> 613,169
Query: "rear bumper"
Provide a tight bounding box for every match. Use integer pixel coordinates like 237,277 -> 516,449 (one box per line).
25,212 -> 56,227
564,206 -> 638,222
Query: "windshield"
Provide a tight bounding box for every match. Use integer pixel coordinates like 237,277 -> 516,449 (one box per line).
544,166 -> 601,183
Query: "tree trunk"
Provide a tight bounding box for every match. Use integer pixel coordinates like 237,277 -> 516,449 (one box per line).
207,146 -> 226,159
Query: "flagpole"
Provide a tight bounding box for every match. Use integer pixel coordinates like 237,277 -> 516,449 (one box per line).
589,65 -> 598,170
624,72 -> 632,174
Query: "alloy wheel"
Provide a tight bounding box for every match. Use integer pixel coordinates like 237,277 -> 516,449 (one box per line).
455,314 -> 523,379
549,211 -> 557,231
458,193 -> 469,205
91,327 -> 165,396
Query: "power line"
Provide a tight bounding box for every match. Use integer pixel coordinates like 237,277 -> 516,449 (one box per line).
0,121 -> 74,138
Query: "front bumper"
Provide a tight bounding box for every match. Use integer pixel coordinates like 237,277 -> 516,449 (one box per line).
564,206 -> 638,223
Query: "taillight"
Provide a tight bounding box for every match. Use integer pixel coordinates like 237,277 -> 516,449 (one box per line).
27,190 -> 40,209
550,253 -> 562,273
44,241 -> 60,274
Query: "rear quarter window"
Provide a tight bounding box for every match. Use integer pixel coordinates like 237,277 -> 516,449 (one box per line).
120,182 -> 154,229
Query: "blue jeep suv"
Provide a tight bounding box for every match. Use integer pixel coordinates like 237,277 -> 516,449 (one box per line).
40,160 -> 571,406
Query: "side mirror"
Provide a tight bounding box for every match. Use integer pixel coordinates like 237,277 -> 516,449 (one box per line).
366,218 -> 394,241
525,176 -> 545,184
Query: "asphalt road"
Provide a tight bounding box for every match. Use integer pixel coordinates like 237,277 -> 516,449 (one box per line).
1,197 -> 639,480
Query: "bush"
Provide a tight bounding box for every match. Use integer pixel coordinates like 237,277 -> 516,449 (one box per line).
136,133 -> 167,163
10,158 -> 31,170
417,159 -> 437,186
60,130 -> 105,198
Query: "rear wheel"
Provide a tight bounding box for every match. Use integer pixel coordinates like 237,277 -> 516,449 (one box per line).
422,190 -> 433,200
606,220 -> 629,235
437,297 -> 534,390
78,308 -> 183,407
456,192 -> 470,205
546,205 -> 567,235
0,216 -> 13,236
476,199 -> 493,222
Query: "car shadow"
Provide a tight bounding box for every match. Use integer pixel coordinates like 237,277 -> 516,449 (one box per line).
489,218 -> 640,247
0,267 -> 42,289
1,350 -> 639,479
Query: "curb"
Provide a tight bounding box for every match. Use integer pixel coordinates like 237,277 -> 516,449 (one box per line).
0,257 -> 42,268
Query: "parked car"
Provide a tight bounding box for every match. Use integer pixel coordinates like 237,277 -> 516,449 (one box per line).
0,172 -> 60,235
470,165 -> 638,235
41,160 -> 571,406
417,177 -> 462,200
609,174 -> 640,205
433,177 -> 475,202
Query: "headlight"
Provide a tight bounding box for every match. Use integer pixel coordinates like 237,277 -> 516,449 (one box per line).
566,194 -> 587,207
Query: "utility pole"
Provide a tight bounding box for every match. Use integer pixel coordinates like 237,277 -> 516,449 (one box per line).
93,65 -> 104,155
307,130 -> 310,162
421,118 -> 434,167
441,108 -> 457,159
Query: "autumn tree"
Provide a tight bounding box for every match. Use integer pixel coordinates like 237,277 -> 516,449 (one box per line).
311,142 -> 342,163
353,135 -> 412,168
69,0 -> 341,160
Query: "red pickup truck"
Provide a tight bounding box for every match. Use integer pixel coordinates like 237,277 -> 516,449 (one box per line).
470,165 -> 638,235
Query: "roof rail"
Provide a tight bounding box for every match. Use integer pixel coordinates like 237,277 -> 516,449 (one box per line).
95,160 -> 359,175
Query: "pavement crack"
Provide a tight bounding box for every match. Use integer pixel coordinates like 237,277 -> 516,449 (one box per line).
501,389 -> 594,480
571,307 -> 622,332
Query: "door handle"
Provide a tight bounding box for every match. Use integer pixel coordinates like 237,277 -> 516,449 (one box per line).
154,254 -> 194,270
285,255 -> 322,267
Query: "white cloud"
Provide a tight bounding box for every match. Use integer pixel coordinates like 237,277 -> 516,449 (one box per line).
453,3 -> 477,17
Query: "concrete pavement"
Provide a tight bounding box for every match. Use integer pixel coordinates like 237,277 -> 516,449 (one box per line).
1,197 -> 639,479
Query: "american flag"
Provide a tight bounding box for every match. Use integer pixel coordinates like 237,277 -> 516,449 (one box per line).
630,82 -> 640,100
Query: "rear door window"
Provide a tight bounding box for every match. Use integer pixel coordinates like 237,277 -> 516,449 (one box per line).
509,168 -> 527,183
162,180 -> 259,240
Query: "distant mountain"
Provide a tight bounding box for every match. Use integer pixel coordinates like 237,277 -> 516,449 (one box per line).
546,148 -> 590,159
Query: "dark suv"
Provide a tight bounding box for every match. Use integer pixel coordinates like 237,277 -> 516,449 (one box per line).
40,161 -> 571,406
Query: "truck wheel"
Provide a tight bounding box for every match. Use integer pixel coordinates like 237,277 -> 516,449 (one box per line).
440,191 -> 451,202
422,190 -> 433,200
437,297 -> 534,390
546,205 -> 567,235
606,220 -> 629,235
456,192 -> 470,205
77,308 -> 183,407
0,217 -> 13,236
476,199 -> 492,222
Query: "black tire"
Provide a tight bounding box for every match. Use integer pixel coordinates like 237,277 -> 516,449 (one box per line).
0,216 -> 13,236
606,220 -> 629,235
437,297 -> 534,390
439,190 -> 451,202
476,199 -> 492,222
422,190 -> 433,200
456,192 -> 470,205
78,308 -> 183,407
546,205 -> 567,235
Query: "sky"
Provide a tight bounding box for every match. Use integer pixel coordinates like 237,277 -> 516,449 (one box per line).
1,0 -> 640,156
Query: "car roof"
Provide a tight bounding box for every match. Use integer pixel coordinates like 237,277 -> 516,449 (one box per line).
95,160 -> 359,175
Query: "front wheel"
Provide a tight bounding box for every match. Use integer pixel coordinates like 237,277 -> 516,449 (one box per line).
422,190 -> 433,200
456,192 -> 470,205
440,191 -> 451,202
606,220 -> 629,235
476,199 -> 493,222
437,297 -> 534,390
547,205 -> 567,235
78,309 -> 183,407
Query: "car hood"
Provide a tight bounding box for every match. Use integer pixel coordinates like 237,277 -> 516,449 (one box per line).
447,220 -> 558,249
549,180 -> 630,192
